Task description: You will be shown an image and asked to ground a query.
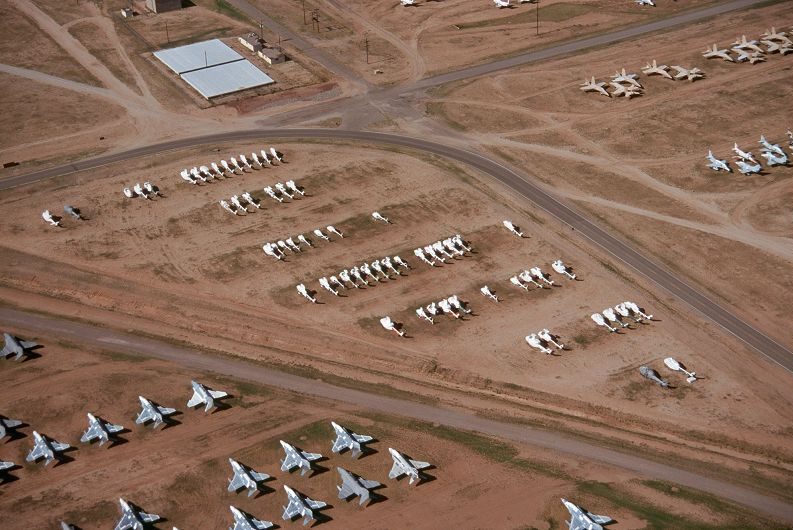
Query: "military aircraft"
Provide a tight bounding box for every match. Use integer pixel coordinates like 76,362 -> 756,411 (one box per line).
702,44 -> 733,61
493,0 -> 510,7
735,49 -> 765,64
761,27 -> 788,42
732,35 -> 764,53
759,135 -> 786,157
1,332 -> 40,361
641,59 -> 671,79
230,505 -> 274,530
735,159 -> 763,175
706,151 -> 731,172
330,421 -> 373,458
282,485 -> 327,526
670,65 -> 704,82
81,413 -> 124,446
611,68 -> 642,88
114,498 -> 160,530
732,143 -> 758,164
0,460 -> 15,479
639,366 -> 670,388
0,415 -> 23,440
579,77 -> 610,97
186,380 -> 228,413
760,150 -> 788,166
388,447 -> 431,485
26,431 -> 70,466
135,396 -> 176,429
400,0 -> 416,5
609,83 -> 642,99
228,458 -> 270,497
280,440 -> 322,476
561,498 -> 614,530
60,523 -> 75,530
635,0 -> 655,5
337,467 -> 381,506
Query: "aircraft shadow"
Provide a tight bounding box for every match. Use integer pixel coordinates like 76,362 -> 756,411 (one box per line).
19,350 -> 43,362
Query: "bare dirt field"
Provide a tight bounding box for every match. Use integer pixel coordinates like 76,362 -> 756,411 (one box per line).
426,3 -> 793,349
0,339 -> 785,529
1,142 -> 792,502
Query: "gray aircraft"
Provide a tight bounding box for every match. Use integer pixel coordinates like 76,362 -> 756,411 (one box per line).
0,415 -> 23,440
60,523 -> 76,530
561,498 -> 614,530
282,485 -> 327,526
26,431 -> 70,466
388,447 -> 431,485
330,421 -> 373,458
135,396 -> 176,428
280,440 -> 322,476
1,332 -> 39,361
187,380 -> 228,413
114,498 -> 160,530
228,458 -> 270,497
81,413 -> 124,446
639,366 -> 670,388
0,460 -> 15,477
230,505 -> 274,530
336,467 -> 381,506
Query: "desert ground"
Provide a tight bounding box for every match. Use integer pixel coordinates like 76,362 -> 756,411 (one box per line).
1,0 -> 793,527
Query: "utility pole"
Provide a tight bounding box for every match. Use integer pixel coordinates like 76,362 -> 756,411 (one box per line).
165,21 -> 170,44
536,0 -> 540,36
302,0 -> 307,25
364,32 -> 369,64
259,20 -> 264,40
311,10 -> 319,33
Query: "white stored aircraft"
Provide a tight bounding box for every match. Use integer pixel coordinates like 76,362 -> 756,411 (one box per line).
734,49 -> 765,64
642,59 -> 671,78
732,35 -> 764,53
187,380 -> 228,413
635,0 -> 655,5
732,143 -> 758,164
280,440 -> 322,476
0,416 -> 23,440
579,77 -> 610,97
702,44 -> 733,61
81,413 -> 124,446
760,150 -> 788,166
611,68 -> 642,87
761,27 -> 788,42
1,332 -> 40,361
759,135 -> 785,157
26,431 -> 70,466
230,505 -> 273,530
228,458 -> 270,497
735,159 -> 762,175
400,0 -> 415,5
388,447 -> 431,485
561,498 -> 614,530
337,467 -> 381,506
114,498 -> 160,530
282,485 -> 327,526
706,151 -> 731,172
494,0 -> 510,7
135,396 -> 176,428
664,357 -> 698,384
331,421 -> 373,458
609,83 -> 642,99
670,65 -> 704,81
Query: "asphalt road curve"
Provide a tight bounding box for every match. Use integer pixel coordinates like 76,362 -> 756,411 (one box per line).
1,306 -> 791,521
4,129 -> 792,374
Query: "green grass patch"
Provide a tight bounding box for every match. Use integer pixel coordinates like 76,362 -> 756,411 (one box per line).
212,0 -> 250,22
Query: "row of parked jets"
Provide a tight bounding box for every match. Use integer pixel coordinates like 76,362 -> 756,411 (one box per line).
706,133 -> 792,174
580,62 -> 703,98
703,28 -> 793,63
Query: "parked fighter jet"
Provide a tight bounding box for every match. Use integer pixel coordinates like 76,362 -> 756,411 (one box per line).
641,60 -> 671,79
26,431 -> 70,466
732,35 -> 764,53
759,135 -> 786,157
671,65 -> 704,81
761,27 -> 788,42
609,83 -> 642,99
1,332 -> 40,361
702,44 -> 733,61
0,460 -> 16,478
635,0 -> 655,5
388,447 -> 431,485
611,68 -> 642,87
280,440 -> 322,476
400,0 -> 416,5
114,498 -> 160,530
0,415 -> 23,440
330,421 -> 373,458
579,77 -> 610,97
735,49 -> 765,64
561,498 -> 614,530
81,413 -> 124,446
639,366 -> 669,388
732,143 -> 758,164
493,0 -> 510,7
186,380 -> 228,413
337,467 -> 381,506
706,151 -> 731,172
760,150 -> 788,166
230,505 -> 274,530
736,159 -> 763,175
228,458 -> 270,497
282,485 -> 327,526
135,396 -> 176,428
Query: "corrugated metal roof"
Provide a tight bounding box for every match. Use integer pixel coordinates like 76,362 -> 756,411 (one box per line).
180,60 -> 274,99
154,39 -> 243,74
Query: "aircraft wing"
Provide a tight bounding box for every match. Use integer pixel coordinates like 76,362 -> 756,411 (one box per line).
282,498 -> 302,519
26,444 -> 47,462
81,423 -> 101,443
136,408 -> 156,424
187,391 -> 204,408
251,517 -> 273,530
589,513 -> 613,524
0,344 -> 10,357
352,433 -> 373,443
388,460 -> 403,479
51,441 -> 69,451
409,458 -> 431,470
209,389 -> 228,399
139,510 -> 160,523
359,478 -> 381,489
337,481 -> 355,499
250,470 -> 269,482
301,450 -> 322,461
229,472 -> 246,492
19,340 -> 39,349
106,422 -> 124,434
331,434 -> 350,453
305,497 -> 326,510
157,405 -> 176,415
114,513 -> 135,530
281,452 -> 299,472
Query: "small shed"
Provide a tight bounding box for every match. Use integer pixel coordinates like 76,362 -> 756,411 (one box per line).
239,33 -> 266,53
145,0 -> 182,14
257,48 -> 286,65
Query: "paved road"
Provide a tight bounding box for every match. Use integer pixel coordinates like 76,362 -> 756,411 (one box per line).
2,306 -> 791,521
3,128 -> 791,373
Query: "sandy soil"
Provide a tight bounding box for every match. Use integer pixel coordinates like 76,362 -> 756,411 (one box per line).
1,142 -> 792,495
0,340 -> 782,529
